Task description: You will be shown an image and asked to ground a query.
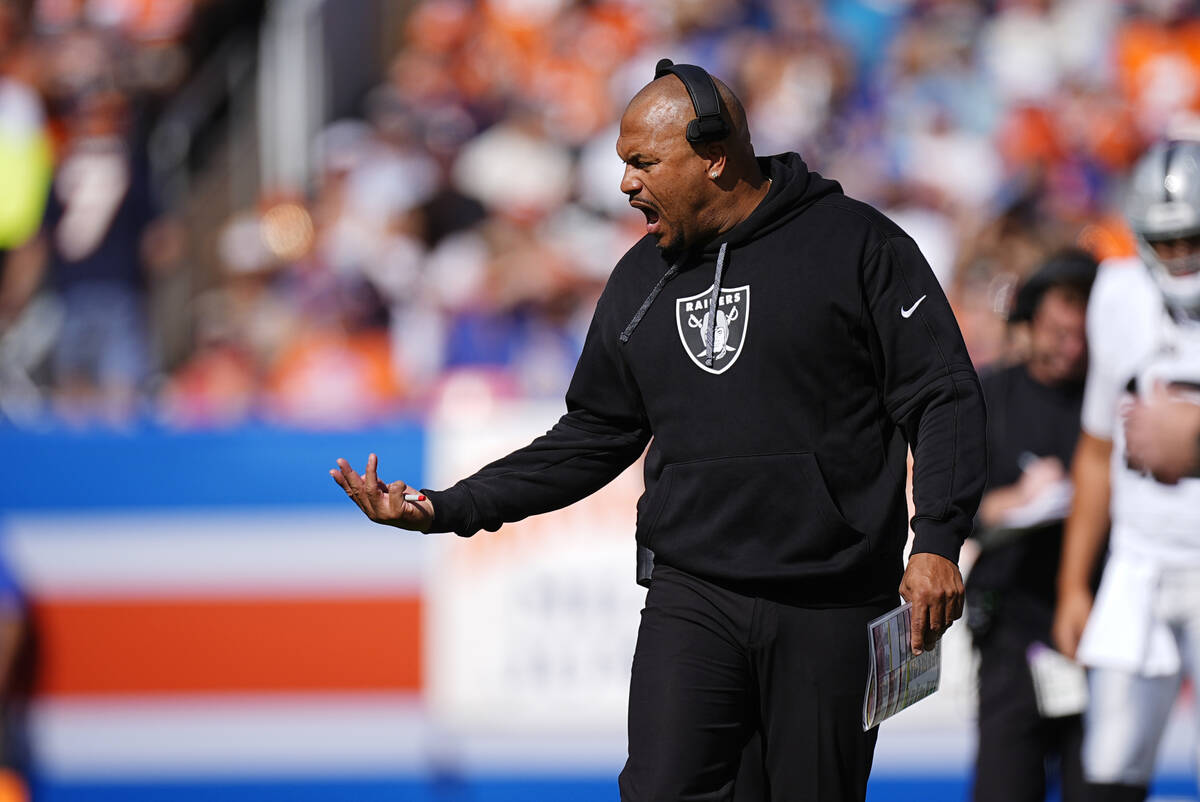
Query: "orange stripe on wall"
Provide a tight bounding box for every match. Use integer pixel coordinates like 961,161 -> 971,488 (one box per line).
32,596 -> 422,696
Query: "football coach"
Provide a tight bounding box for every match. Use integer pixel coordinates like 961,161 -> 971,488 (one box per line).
333,60 -> 986,801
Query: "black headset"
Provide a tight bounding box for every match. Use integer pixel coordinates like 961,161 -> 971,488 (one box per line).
654,58 -> 731,144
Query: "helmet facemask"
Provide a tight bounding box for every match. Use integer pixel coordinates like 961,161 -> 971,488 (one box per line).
1127,141 -> 1200,320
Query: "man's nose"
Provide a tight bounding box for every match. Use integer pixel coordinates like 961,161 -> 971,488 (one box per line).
621,166 -> 641,196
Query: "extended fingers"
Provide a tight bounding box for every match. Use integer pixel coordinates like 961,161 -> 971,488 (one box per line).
333,458 -> 361,498
333,458 -> 377,517
337,458 -> 361,486
330,467 -> 348,490
365,453 -> 379,488
362,454 -> 392,500
331,456 -> 430,530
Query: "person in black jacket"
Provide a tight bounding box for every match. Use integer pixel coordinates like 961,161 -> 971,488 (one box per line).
332,64 -> 986,802
966,250 -> 1096,802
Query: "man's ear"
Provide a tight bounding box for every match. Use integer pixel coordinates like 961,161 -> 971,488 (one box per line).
701,143 -> 727,180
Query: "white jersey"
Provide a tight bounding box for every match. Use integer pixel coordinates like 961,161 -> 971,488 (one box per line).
1081,257 -> 1200,565
1078,258 -> 1200,675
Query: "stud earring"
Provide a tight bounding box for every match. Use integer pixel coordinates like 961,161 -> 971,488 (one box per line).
710,172 -> 718,179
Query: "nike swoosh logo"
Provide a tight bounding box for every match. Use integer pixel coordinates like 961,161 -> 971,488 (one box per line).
900,295 -> 927,319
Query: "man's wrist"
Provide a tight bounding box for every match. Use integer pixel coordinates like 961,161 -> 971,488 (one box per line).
1057,577 -> 1091,599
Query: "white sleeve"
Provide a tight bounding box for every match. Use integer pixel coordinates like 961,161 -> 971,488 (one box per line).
1080,259 -> 1157,440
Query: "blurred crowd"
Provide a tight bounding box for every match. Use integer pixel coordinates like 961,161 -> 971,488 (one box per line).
2,0 -> 1200,430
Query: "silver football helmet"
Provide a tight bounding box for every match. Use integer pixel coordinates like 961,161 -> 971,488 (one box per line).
1126,140 -> 1200,319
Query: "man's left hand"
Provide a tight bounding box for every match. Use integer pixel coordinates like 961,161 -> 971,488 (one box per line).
899,552 -> 964,655
1124,383 -> 1200,485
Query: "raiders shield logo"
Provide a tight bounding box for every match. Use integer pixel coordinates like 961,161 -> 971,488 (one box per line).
675,284 -> 750,374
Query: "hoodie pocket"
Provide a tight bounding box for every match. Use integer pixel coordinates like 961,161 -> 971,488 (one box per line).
637,452 -> 869,579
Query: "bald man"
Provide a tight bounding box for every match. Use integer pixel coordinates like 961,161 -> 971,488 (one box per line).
332,62 -> 985,801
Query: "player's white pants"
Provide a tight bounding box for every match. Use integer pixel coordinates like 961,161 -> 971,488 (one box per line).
1082,566 -> 1200,786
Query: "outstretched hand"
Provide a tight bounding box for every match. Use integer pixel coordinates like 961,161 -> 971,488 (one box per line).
899,552 -> 964,655
330,453 -> 434,532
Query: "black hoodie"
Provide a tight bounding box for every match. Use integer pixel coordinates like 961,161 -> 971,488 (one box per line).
424,153 -> 986,606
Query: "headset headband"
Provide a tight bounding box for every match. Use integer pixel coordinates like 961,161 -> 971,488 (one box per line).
654,58 -> 731,144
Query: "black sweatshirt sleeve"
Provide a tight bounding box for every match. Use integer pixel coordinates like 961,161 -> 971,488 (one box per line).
862,235 -> 987,563
422,294 -> 650,537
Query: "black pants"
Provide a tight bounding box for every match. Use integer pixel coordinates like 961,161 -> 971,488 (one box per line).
618,565 -> 889,802
973,620 -> 1085,802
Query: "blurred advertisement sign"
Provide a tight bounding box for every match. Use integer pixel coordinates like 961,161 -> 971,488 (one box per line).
426,401 -> 646,733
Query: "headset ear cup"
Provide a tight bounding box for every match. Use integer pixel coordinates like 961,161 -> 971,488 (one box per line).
687,117 -> 730,143
655,59 -> 730,143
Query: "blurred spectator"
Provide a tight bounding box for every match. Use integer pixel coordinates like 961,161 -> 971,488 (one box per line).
5,87 -> 181,425
1114,0 -> 1200,143
451,106 -> 573,219
263,327 -> 403,429
0,0 -> 54,424
977,0 -> 1117,107
260,193 -> 409,427
35,0 -> 196,94
0,2 -> 50,254
967,249 -> 1096,802
822,0 -> 907,78
157,284 -> 257,428
732,21 -> 855,157
6,0 -> 1200,429
425,206 -> 599,400
879,4 -> 1002,215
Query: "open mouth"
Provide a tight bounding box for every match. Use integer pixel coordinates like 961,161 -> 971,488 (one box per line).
633,203 -> 661,235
